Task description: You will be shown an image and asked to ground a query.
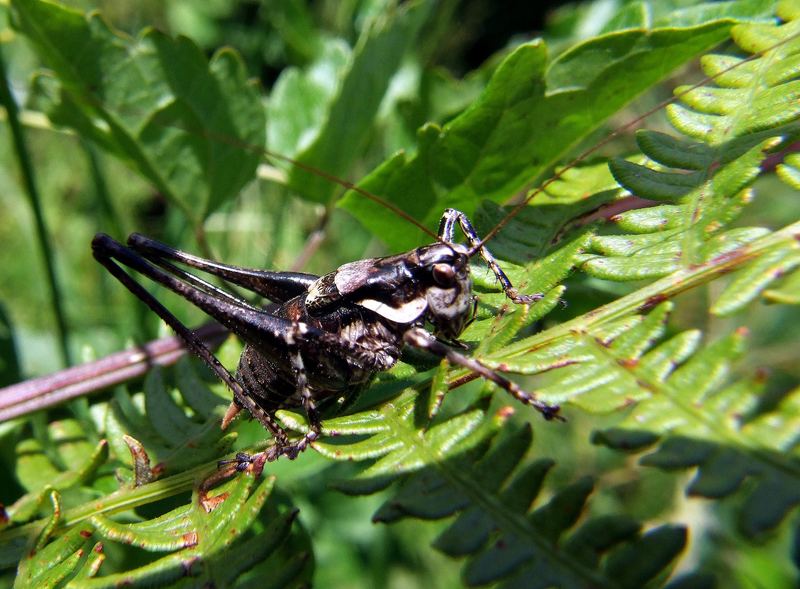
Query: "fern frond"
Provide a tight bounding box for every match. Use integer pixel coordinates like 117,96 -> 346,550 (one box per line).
14,492 -> 102,588
7,419 -> 108,525
578,3 -> 800,308
495,296 -> 800,534
278,391 -> 496,495
711,241 -> 800,314
438,261 -> 800,535
12,473 -> 310,588
105,362 -> 235,475
283,404 -> 697,588
483,215 -> 799,377
597,389 -> 800,536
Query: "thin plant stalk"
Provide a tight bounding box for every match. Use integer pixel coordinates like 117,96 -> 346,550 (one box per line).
0,47 -> 72,367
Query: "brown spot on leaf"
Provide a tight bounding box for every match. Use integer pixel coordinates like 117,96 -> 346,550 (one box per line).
639,293 -> 669,312
595,336 -> 612,348
182,532 -> 198,547
497,406 -> 516,420
199,491 -> 230,513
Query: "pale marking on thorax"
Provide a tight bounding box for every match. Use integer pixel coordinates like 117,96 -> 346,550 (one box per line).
357,297 -> 428,324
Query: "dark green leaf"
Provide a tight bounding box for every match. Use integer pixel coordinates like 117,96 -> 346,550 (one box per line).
341,15 -> 764,250
12,0 -> 265,221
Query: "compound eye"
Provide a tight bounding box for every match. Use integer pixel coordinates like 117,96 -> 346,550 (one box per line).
432,263 -> 456,286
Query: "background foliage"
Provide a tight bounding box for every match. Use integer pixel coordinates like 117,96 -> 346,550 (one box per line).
0,0 -> 798,587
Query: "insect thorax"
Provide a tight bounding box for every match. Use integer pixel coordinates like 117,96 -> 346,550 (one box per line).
305,242 -> 473,342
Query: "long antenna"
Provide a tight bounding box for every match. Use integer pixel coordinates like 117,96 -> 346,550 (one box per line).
477,29 -> 800,248
163,121 -> 439,239
258,148 -> 438,240
30,28 -> 799,249
56,88 -> 439,241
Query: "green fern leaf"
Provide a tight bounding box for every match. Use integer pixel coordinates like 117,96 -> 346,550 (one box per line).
105,363 -> 235,476
763,264 -> 800,304
12,473 -> 310,588
8,420 -> 108,525
711,243 -> 800,314
777,152 -> 800,189
14,499 -> 99,588
295,414 -> 696,588
279,391 -> 495,495
586,323 -> 800,534
581,4 -> 800,301
432,280 -> 800,535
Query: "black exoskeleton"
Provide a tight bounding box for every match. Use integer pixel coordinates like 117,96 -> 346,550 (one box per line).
92,209 -> 561,463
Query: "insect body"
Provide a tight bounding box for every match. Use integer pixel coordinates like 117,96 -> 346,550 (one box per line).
92,208 -> 561,462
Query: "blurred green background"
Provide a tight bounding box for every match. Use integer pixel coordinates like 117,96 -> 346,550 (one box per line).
1,1 -> 798,587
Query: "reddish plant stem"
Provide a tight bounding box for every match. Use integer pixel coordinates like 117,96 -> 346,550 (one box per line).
0,323 -> 228,422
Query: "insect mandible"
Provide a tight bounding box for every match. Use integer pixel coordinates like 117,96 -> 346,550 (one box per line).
92,206 -> 562,464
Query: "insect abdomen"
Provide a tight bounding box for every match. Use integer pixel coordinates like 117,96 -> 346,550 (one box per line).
236,345 -> 295,413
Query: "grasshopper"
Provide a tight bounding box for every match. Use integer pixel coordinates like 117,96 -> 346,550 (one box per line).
92,207 -> 562,464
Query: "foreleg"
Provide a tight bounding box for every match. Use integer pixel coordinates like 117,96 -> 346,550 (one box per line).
438,209 -> 543,304
403,327 -> 562,420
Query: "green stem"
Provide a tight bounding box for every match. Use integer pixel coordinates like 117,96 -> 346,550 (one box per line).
496,220 -> 800,361
0,48 -> 72,367
84,139 -> 125,238
0,441 -> 272,569
82,140 -> 150,343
